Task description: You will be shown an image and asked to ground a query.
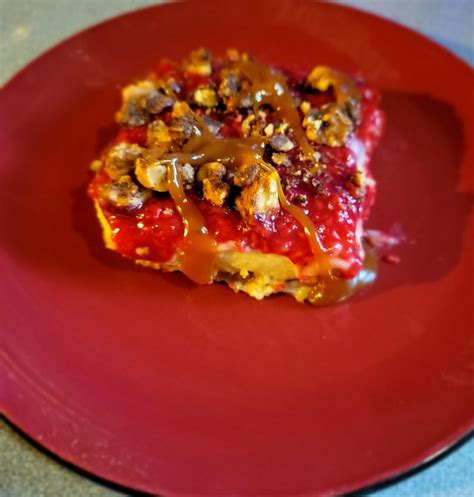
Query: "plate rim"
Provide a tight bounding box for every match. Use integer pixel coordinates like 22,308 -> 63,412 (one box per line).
1,0 -> 473,495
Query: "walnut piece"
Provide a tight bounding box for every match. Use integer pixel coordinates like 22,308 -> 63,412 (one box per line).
233,163 -> 260,187
197,162 -> 229,206
196,161 -> 226,182
300,101 -> 311,115
147,119 -> 172,147
236,170 -> 279,220
116,80 -> 175,127
218,69 -> 253,110
145,89 -> 175,114
98,175 -> 151,210
307,65 -> 361,124
135,161 -> 167,192
264,123 -> 274,137
169,102 -> 199,145
171,101 -> 191,119
269,134 -> 295,152
303,103 -> 353,147
192,87 -> 218,108
116,80 -> 155,127
218,69 -> 241,110
136,156 -> 194,192
202,115 -> 222,135
183,48 -> 212,76
307,66 -> 336,92
271,153 -> 290,166
241,114 -> 256,137
104,142 -> 143,180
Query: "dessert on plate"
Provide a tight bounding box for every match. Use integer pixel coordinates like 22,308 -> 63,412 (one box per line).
88,49 -> 384,305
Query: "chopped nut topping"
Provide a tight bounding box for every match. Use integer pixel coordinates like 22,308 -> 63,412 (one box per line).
239,87 -> 253,109
135,160 -> 167,192
192,86 -> 218,107
307,66 -> 335,92
241,111 -> 270,138
183,48 -> 212,76
171,101 -> 191,119
219,70 -> 240,97
147,119 -> 172,147
197,161 -> 226,182
136,154 -> 194,192
145,89 -> 175,114
218,69 -> 253,110
169,102 -> 200,145
115,80 -> 176,127
300,101 -> 311,115
233,163 -> 260,187
264,123 -> 274,137
236,170 -> 280,219
202,115 -> 222,135
241,113 -> 256,137
98,175 -> 151,210
166,77 -> 181,94
275,122 -> 289,134
197,162 -> 229,206
271,153 -> 290,166
270,134 -> 295,152
307,65 -> 361,124
116,80 -> 156,127
303,103 -> 353,147
104,142 -> 143,180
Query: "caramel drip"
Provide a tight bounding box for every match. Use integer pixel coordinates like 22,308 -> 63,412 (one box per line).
237,58 -> 314,159
166,161 -> 217,284
308,245 -> 377,306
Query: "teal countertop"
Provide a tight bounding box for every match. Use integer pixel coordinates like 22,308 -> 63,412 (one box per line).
1,1 -> 472,496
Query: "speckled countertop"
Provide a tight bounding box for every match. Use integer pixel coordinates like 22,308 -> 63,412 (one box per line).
0,1 -> 473,496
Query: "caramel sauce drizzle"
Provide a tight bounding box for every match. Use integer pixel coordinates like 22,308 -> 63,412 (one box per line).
166,160 -> 217,284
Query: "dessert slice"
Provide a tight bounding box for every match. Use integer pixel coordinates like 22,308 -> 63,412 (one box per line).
88,49 -> 384,305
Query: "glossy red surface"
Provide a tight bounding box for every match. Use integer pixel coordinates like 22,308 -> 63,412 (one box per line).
0,1 -> 473,495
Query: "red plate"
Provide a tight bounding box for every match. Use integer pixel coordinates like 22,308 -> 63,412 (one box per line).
1,1 -> 473,495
